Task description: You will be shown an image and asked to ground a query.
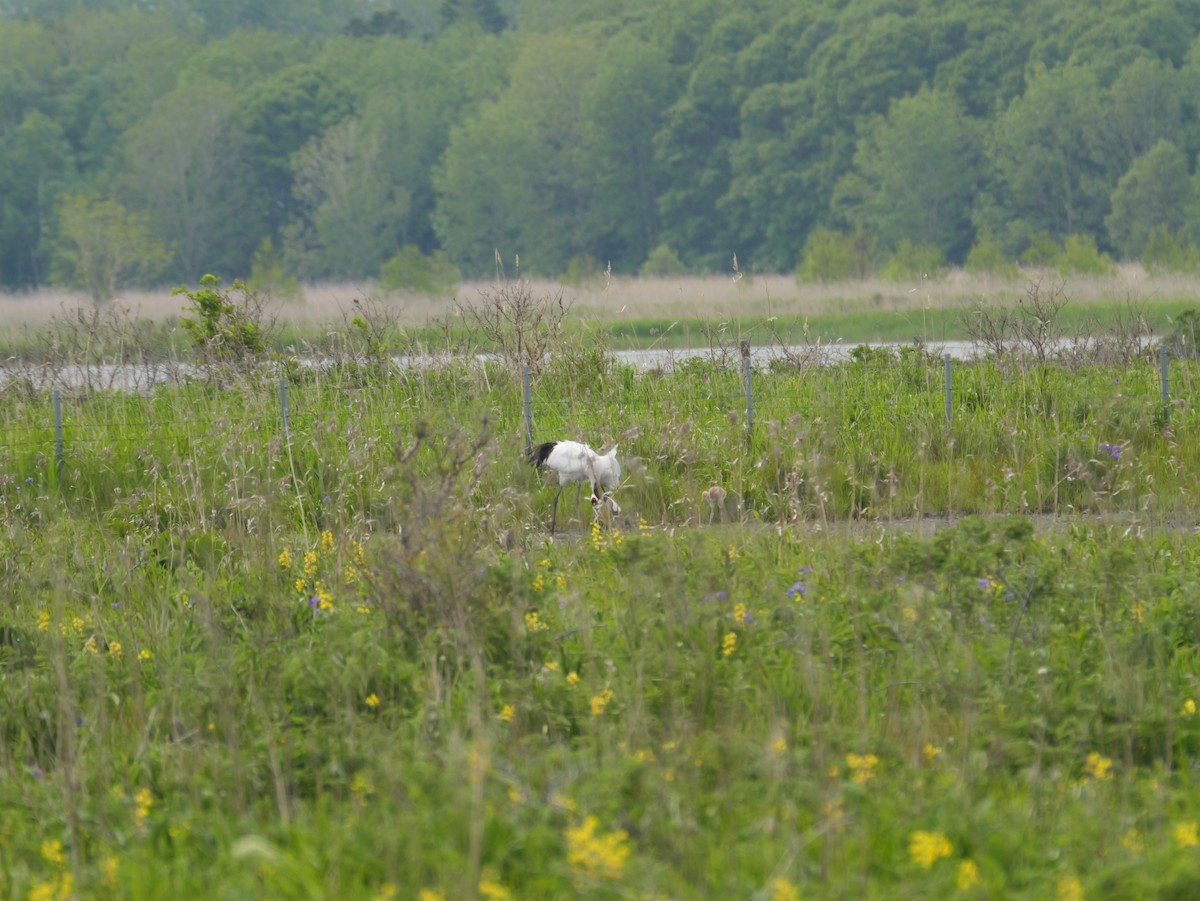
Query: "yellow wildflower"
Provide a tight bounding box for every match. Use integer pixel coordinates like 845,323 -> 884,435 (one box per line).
356,605 -> 371,615
771,736 -> 788,756
351,773 -> 374,803
1056,875 -> 1084,901
1131,600 -> 1144,623
727,545 -> 740,561
316,581 -> 333,613
133,788 -> 153,828
108,641 -> 123,657
352,540 -> 366,566
320,530 -> 334,554
902,605 -> 918,622
278,548 -> 292,569
525,610 -> 549,633
1085,751 -> 1113,781
36,610 -> 50,632
555,572 -> 567,590
365,693 -> 380,708
101,856 -> 119,888
1174,820 -> 1199,849
500,704 -> 515,723
590,688 -> 614,716
417,890 -> 446,901
478,880 -> 511,900
544,660 -> 560,672
532,574 -> 545,593
565,815 -> 631,880
908,830 -> 953,868
343,565 -> 357,585
923,743 -> 943,763
373,885 -> 396,901
846,752 -> 879,785
138,649 -> 153,661
294,578 -> 307,595
566,671 -> 580,689
303,550 -> 318,576
1121,829 -> 1144,853
956,859 -> 981,889
721,631 -> 738,657
770,877 -> 799,901
41,838 -> 65,865
83,635 -> 98,654
1182,698 -> 1197,716
733,603 -> 748,624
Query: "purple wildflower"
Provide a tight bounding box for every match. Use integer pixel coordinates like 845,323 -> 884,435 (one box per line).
787,581 -> 807,599
977,577 -> 993,589
1099,442 -> 1122,461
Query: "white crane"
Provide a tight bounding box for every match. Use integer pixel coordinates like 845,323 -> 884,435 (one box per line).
528,440 -> 621,534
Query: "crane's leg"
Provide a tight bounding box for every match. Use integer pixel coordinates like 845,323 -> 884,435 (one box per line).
550,485 -> 564,535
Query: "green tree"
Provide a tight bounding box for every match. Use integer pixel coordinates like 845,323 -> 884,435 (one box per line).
53,194 -> 170,303
979,63 -> 1110,249
1105,139 -> 1191,260
286,117 -> 407,280
0,110 -> 72,286
226,64 -> 354,275
120,77 -> 239,282
834,88 -> 983,264
434,32 -> 602,275
581,34 -> 674,273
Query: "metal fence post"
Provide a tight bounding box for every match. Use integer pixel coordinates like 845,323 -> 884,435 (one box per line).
280,379 -> 290,438
741,341 -> 754,438
522,364 -> 534,454
53,388 -> 63,476
1160,344 -> 1170,422
944,353 -> 953,423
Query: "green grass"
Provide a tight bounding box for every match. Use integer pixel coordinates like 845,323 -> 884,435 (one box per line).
2,341 -> 1200,897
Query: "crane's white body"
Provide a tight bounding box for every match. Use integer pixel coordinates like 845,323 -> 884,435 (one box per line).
530,440 -> 621,533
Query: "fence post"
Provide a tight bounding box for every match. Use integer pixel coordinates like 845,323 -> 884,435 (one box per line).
280,379 -> 290,438
943,353 -> 953,423
53,388 -> 63,476
740,341 -> 754,439
522,364 -> 534,454
1160,344 -> 1170,422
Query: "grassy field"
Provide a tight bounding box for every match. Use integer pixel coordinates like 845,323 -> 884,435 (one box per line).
2,278 -> 1200,898
2,266 -> 1200,356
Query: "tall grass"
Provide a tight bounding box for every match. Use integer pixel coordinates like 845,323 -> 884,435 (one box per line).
1,321 -> 1200,896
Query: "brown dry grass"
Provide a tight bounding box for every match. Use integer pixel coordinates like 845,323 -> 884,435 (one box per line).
0,265 -> 1196,330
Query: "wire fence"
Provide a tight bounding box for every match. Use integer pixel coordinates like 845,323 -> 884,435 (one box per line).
0,344 -> 1186,484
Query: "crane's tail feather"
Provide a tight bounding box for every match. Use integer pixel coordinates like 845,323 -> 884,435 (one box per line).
528,441 -> 557,467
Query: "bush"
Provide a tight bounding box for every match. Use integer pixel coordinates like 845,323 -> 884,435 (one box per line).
562,254 -> 603,287
1143,226 -> 1200,275
795,226 -> 876,282
880,240 -> 947,282
173,274 -> 274,369
965,229 -> 1020,279
248,237 -> 301,302
379,246 -> 459,295
1057,234 -> 1117,276
639,244 -> 688,278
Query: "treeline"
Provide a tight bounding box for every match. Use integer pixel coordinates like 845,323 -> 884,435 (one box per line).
4,0 -> 1200,299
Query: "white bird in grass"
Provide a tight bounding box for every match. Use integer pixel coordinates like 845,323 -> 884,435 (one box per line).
528,440 -> 621,534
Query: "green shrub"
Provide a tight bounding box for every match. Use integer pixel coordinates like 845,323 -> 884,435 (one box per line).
880,240 -> 947,282
965,228 -> 1020,279
1057,234 -> 1117,276
639,243 -> 688,278
796,226 -> 877,282
379,245 -> 459,295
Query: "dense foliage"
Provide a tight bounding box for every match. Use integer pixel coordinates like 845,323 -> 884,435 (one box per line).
6,0 -> 1200,292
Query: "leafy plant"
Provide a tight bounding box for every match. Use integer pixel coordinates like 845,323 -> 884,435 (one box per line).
173,274 -> 274,368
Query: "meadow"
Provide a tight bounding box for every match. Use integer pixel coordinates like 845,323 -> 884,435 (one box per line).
2,274 -> 1200,898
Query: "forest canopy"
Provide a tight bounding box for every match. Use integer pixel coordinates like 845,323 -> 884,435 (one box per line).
4,0 -> 1200,296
